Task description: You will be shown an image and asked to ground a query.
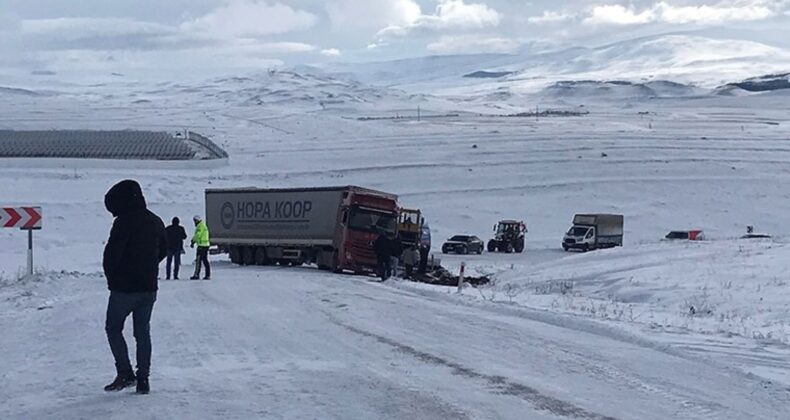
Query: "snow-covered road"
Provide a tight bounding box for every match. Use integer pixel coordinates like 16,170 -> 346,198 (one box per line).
2,264 -> 787,419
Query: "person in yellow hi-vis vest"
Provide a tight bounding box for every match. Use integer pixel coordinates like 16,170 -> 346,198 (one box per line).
190,215 -> 211,280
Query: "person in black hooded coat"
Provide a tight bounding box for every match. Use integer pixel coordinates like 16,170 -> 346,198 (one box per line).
102,179 -> 167,395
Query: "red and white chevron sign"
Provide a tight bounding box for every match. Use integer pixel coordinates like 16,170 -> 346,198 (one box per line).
1,207 -> 42,229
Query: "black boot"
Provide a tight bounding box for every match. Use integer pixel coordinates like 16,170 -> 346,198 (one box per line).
104,372 -> 136,391
136,377 -> 150,394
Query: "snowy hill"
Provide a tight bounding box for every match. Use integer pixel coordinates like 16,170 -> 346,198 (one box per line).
327,34 -> 790,97
539,80 -> 704,100
715,72 -> 790,95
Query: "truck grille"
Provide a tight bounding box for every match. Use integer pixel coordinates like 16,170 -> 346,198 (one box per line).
349,238 -> 376,264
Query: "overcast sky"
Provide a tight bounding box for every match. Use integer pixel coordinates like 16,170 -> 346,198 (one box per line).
1,0 -> 789,81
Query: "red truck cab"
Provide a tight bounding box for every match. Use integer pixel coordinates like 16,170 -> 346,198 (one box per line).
334,188 -> 398,273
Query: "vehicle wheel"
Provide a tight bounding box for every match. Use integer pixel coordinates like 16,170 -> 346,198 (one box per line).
505,243 -> 514,253
229,246 -> 243,265
242,246 -> 255,265
477,246 -> 483,255
331,251 -> 344,273
582,244 -> 589,252
562,245 -> 569,252
254,247 -> 268,265
460,246 -> 468,255
515,239 -> 525,253
487,241 -> 496,252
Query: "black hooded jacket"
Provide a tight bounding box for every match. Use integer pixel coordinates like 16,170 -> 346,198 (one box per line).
373,234 -> 392,259
165,219 -> 187,253
103,180 -> 167,292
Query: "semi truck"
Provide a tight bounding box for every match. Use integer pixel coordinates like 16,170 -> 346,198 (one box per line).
205,186 -> 398,273
562,214 -> 624,251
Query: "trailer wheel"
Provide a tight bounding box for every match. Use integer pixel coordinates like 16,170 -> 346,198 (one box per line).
229,246 -> 243,265
254,247 -> 268,265
242,246 -> 255,265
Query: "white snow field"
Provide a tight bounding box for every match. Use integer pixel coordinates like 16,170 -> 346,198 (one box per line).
2,59 -> 790,418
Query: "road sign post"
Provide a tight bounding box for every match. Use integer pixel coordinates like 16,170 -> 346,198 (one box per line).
457,261 -> 465,293
27,229 -> 33,276
2,207 -> 42,277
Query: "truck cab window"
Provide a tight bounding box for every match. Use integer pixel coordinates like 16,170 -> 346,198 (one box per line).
348,207 -> 396,235
568,226 -> 589,236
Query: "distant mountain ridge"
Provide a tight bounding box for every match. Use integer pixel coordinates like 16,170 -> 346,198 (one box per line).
323,34 -> 790,96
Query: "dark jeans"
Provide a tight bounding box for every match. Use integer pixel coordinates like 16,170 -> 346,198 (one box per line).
376,256 -> 391,281
405,264 -> 414,279
105,291 -> 157,379
193,246 -> 210,278
166,250 -> 181,279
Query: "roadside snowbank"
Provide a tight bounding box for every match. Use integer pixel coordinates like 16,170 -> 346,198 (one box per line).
453,240 -> 790,345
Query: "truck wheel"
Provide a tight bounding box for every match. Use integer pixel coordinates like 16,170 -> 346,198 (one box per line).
331,251 -> 343,273
515,239 -> 525,253
254,247 -> 268,265
582,244 -> 589,252
229,246 -> 243,264
487,241 -> 496,252
505,243 -> 514,253
242,246 -> 255,265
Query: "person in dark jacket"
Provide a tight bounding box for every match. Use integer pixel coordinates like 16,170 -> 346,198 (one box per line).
102,179 -> 167,395
373,231 -> 392,281
164,217 -> 187,280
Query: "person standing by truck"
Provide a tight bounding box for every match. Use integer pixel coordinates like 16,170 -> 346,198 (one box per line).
418,224 -> 431,273
164,217 -> 187,280
190,215 -> 211,280
401,245 -> 420,279
373,231 -> 392,281
390,234 -> 403,278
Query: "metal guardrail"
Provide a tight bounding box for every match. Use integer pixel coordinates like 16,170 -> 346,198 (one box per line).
187,132 -> 229,159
